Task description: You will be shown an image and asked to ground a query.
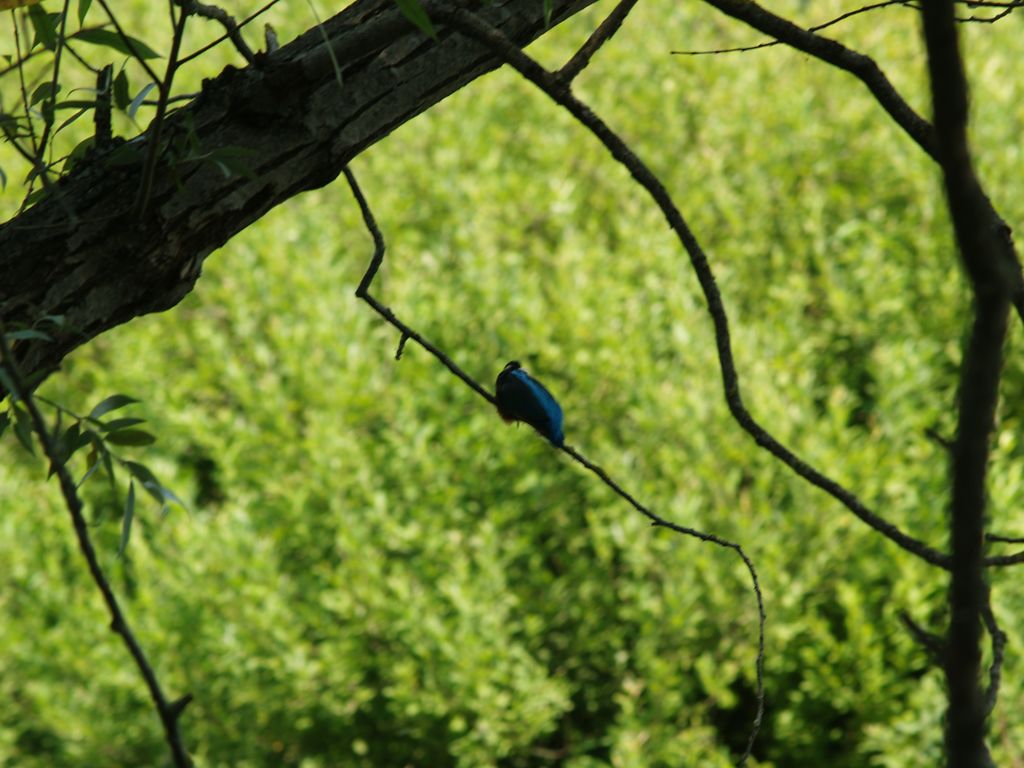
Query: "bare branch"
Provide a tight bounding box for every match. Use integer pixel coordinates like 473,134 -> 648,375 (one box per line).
176,0 -> 256,64
95,0 -> 162,84
344,163 -> 765,764
136,5 -> 190,219
558,0 -> 639,82
673,1 -> 916,57
899,609 -> 944,663
177,0 -> 284,66
36,0 -> 73,163
431,2 -> 950,571
0,330 -> 192,768
981,585 -> 1006,714
986,533 -> 1024,544
697,0 -> 936,158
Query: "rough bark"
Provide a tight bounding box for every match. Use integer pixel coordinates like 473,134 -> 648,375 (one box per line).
0,0 -> 595,382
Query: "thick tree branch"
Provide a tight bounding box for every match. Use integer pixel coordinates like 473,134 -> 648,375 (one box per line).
921,2 -> 1010,765
0,0 -> 596,384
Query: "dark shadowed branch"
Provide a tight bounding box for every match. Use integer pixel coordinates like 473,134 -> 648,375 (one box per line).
922,1 -> 1010,764
673,1 -> 916,57
0,330 -> 192,768
558,0 -> 639,82
431,2 -> 950,570
981,585 -> 1006,714
343,164 -> 765,765
693,0 -> 1024,327
177,0 -> 256,63
696,0 -> 937,158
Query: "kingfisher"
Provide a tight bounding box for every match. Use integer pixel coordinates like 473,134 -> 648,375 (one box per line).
495,360 -> 564,447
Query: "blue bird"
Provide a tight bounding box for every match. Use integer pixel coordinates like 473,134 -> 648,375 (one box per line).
495,360 -> 564,446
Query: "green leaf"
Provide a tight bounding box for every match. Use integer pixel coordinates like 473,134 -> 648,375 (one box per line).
22,186 -> 49,208
543,0 -> 553,27
64,135 -> 94,171
113,69 -> 130,111
0,411 -> 9,439
124,460 -> 163,504
395,0 -> 436,38
127,82 -> 156,119
77,0 -> 92,26
38,314 -> 65,328
4,329 -> 53,342
101,417 -> 146,432
54,100 -> 96,111
75,29 -> 161,60
104,429 -> 156,446
49,421 -> 80,477
30,82 -> 60,107
12,405 -> 35,455
77,445 -> 100,488
125,460 -> 187,514
0,165 -> 6,190
118,480 -> 135,557
28,6 -> 58,51
88,393 -> 139,420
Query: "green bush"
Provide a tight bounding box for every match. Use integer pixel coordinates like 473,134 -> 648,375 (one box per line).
3,1 -> 1024,765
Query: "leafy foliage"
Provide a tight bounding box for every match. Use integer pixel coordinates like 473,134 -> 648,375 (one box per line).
2,1 -> 1024,767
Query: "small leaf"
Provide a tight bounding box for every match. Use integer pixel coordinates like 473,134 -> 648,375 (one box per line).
4,328 -> 53,342
38,314 -> 65,328
64,135 -> 95,171
88,393 -> 139,420
30,82 -> 60,107
101,417 -> 146,432
28,6 -> 58,51
75,28 -> 161,60
127,82 -> 156,119
124,460 -> 163,505
12,405 -> 35,455
77,457 -> 101,489
158,485 -> 188,515
77,0 -> 92,25
22,186 -> 49,208
395,0 -> 436,38
543,0 -> 553,27
113,69 -> 130,111
125,461 -> 188,514
118,480 -> 135,557
104,429 -> 156,446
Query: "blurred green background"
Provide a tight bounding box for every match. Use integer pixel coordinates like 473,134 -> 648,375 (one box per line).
3,1 -> 1024,765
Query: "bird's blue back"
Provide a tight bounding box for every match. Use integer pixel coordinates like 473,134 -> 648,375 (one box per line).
507,368 -> 564,446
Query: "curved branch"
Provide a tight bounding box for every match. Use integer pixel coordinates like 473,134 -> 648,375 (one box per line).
343,164 -> 765,766
698,0 -> 937,158
0,330 -> 192,767
431,3 -> 950,570
673,1 -> 917,57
